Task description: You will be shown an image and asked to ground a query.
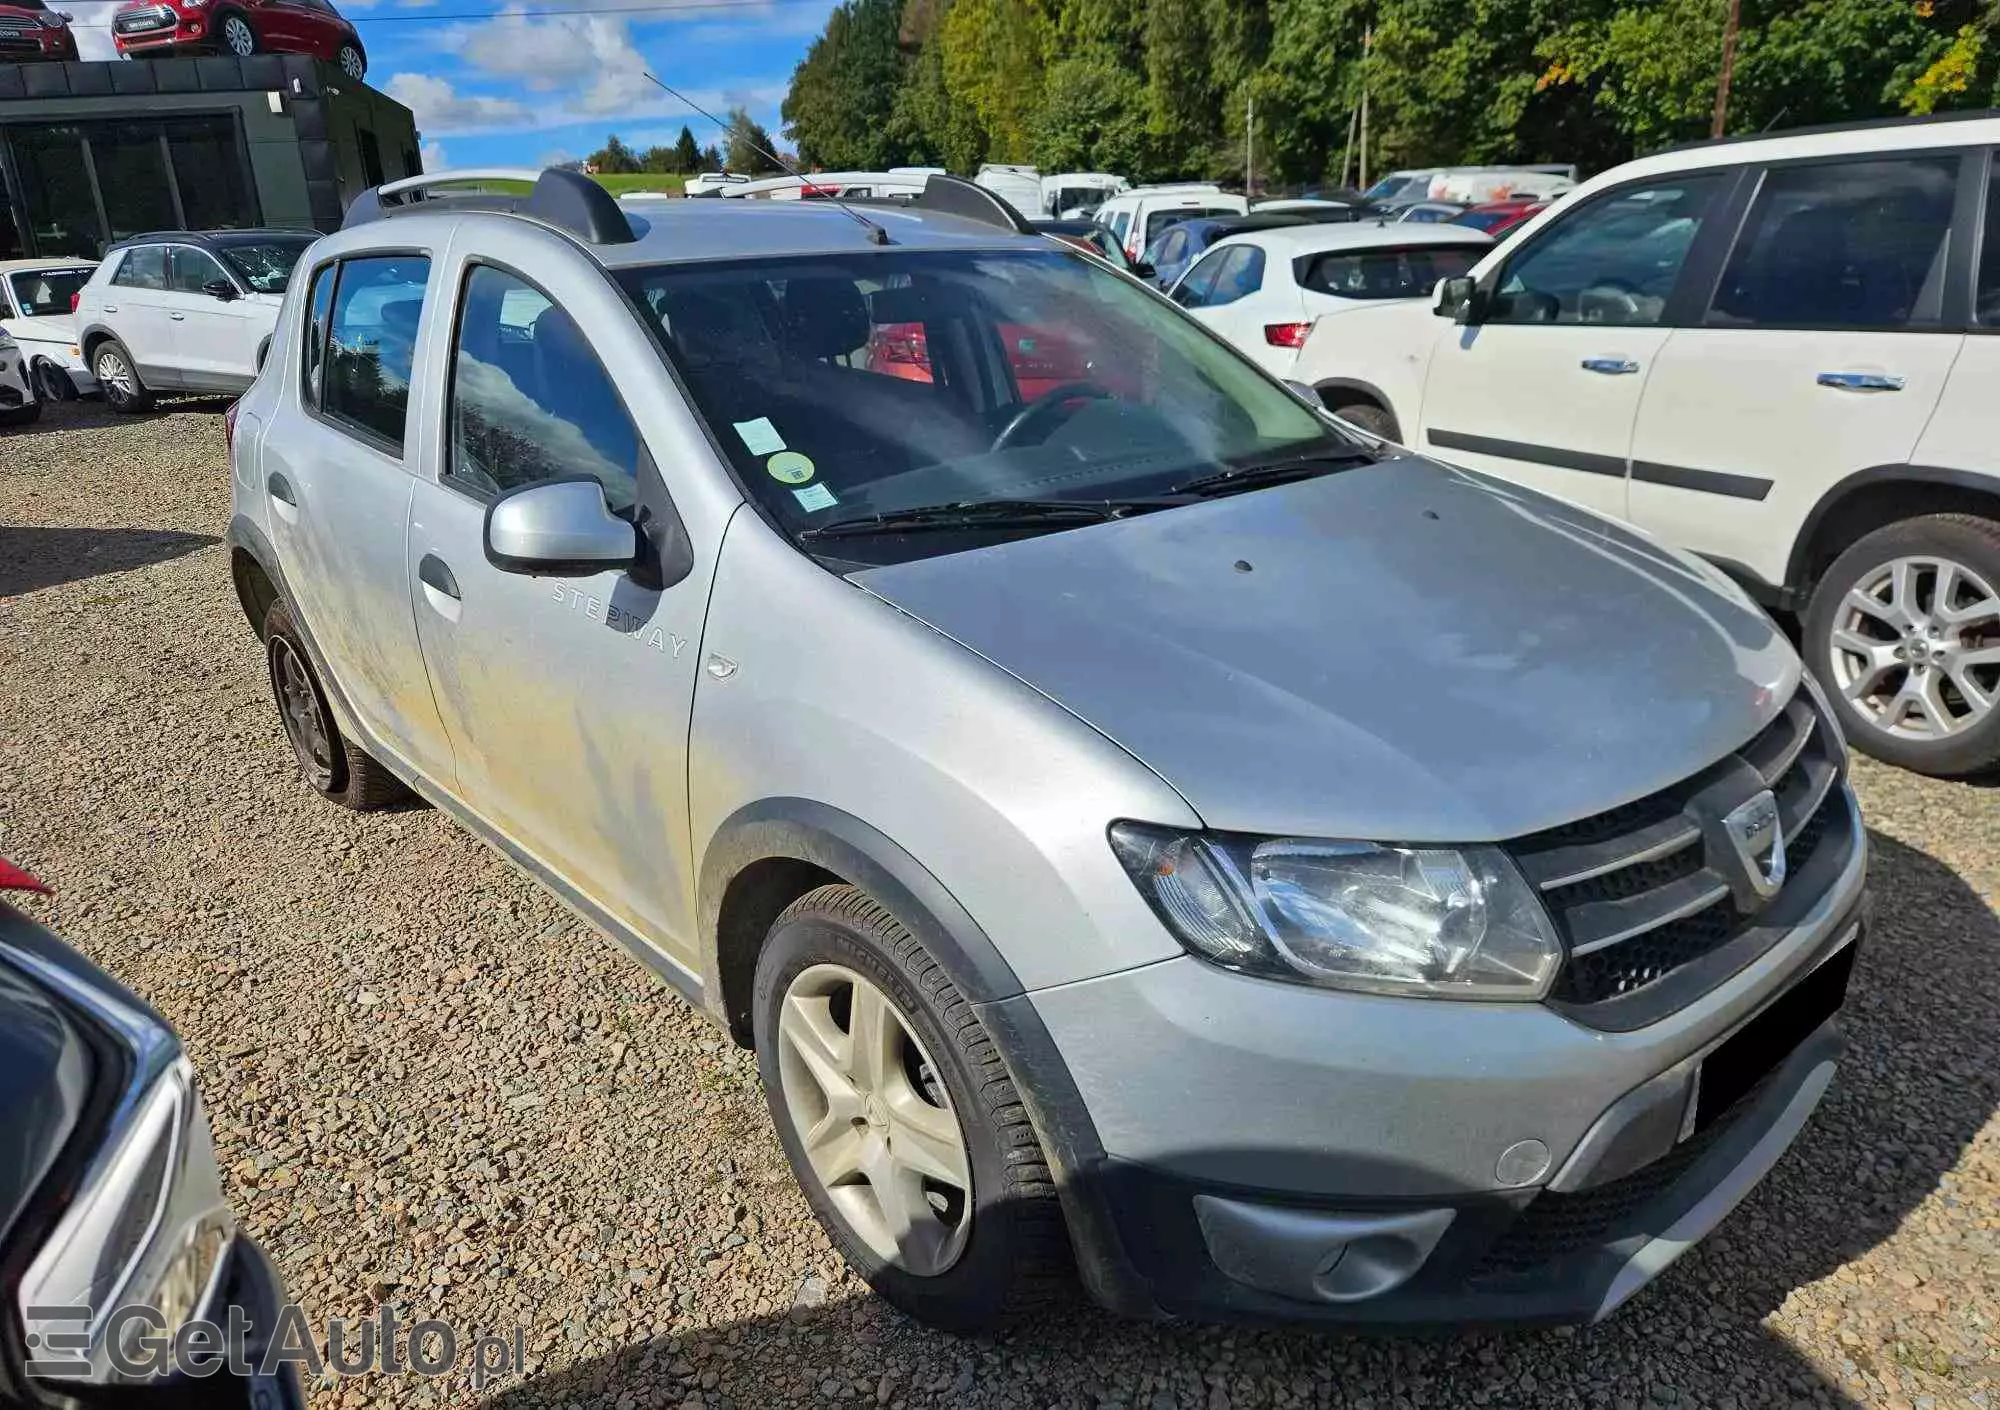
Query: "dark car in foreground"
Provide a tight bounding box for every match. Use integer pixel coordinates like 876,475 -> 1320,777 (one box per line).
0,861 -> 302,1408
113,0 -> 366,77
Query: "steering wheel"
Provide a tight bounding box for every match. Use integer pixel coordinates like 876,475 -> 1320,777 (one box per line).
990,381 -> 1115,453
1578,280 -> 1646,325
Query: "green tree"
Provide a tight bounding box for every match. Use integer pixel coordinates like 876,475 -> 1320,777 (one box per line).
784,0 -> 910,168
724,108 -> 782,173
587,134 -> 641,174
673,125 -> 702,173
941,0 -> 1053,163
1031,50 -> 1150,174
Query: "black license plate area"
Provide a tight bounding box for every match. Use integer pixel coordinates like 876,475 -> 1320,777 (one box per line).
1693,936 -> 1856,1133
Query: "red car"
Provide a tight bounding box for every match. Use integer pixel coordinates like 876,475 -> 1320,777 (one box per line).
1449,198 -> 1549,238
112,0 -> 367,78
0,0 -> 79,62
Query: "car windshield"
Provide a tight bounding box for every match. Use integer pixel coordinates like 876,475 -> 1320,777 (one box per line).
217,236 -> 315,293
1451,208 -> 1518,233
618,248 -> 1346,561
1363,175 -> 1420,202
9,266 -> 92,316
1145,206 -> 1232,244
1301,244 -> 1488,299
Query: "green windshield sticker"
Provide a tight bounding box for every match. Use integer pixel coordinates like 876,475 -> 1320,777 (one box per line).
734,416 -> 786,455
792,483 -> 838,512
767,451 -> 816,485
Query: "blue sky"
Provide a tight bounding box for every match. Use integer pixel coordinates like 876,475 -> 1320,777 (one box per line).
71,0 -> 838,169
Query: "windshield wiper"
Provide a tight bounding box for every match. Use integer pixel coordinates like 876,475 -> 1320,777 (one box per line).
796,497 -> 1176,541
1170,445 -> 1378,498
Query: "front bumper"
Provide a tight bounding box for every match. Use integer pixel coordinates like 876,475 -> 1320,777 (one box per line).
987,788 -> 1867,1325
0,346 -> 34,409
14,338 -> 92,397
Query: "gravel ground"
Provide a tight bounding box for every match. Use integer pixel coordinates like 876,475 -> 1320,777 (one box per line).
1,397 -> 1995,1410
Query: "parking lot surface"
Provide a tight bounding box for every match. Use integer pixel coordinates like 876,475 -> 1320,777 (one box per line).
1,398 -> 1994,1408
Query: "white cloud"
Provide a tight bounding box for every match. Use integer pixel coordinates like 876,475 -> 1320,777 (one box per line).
421,140 -> 448,170
65,2 -> 119,60
450,10 -> 654,115
384,72 -> 533,133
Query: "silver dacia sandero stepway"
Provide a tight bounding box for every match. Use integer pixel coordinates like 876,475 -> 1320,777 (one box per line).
225,169 -> 1869,1331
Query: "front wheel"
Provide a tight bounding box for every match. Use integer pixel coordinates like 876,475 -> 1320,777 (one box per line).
753,885 -> 1071,1331
336,43 -> 365,79
218,11 -> 257,55
92,341 -> 152,414
1804,513 -> 2000,776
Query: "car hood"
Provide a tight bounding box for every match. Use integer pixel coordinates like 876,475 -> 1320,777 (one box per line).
854,456 -> 1798,842
4,313 -> 78,345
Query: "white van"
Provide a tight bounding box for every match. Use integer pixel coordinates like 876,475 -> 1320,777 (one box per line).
1041,171 -> 1128,218
683,172 -> 751,196
1095,184 -> 1249,262
974,163 -> 1043,217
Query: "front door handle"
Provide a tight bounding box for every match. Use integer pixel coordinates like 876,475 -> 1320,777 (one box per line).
266,471 -> 295,505
418,553 -> 460,601
1581,357 -> 1640,375
1817,371 -> 1905,393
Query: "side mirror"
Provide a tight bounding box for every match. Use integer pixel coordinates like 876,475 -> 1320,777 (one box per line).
1433,275 -> 1481,324
1129,259 -> 1155,281
203,278 -> 239,302
484,478 -> 637,576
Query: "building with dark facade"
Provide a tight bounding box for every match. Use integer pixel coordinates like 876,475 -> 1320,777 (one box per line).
0,53 -> 418,259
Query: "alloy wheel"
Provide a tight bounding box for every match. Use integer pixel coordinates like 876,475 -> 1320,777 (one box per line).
1828,554 -> 2000,741
269,637 -> 336,790
775,963 -> 972,1276
223,15 -> 255,54
339,46 -> 364,79
93,351 -> 133,404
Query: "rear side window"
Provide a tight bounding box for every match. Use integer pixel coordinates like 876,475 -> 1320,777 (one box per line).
316,254 -> 430,451
1707,157 -> 1958,330
1976,154 -> 2000,325
448,264 -> 640,511
111,245 -> 165,290
1208,245 -> 1264,305
1106,210 -> 1130,241
1302,244 -> 1486,300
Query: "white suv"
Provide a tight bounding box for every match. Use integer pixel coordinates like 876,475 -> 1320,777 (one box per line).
1294,113 -> 2000,777
74,230 -> 318,413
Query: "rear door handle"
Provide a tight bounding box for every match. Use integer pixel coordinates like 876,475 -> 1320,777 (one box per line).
1581,357 -> 1640,375
169,312 -> 185,321
266,471 -> 295,505
1817,371 -> 1904,393
101,303 -> 117,313
418,553 -> 460,601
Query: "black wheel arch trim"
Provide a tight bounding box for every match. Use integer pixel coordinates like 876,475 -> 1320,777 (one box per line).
1310,375 -> 1396,413
1786,463 -> 2000,592
697,797 -> 1162,1319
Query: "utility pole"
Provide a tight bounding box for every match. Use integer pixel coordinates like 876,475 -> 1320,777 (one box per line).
1711,0 -> 1741,137
1339,102 -> 1358,189
1358,24 -> 1372,191
1245,91 -> 1254,198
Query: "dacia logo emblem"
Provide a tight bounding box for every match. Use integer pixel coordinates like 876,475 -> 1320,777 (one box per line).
1721,789 -> 1787,902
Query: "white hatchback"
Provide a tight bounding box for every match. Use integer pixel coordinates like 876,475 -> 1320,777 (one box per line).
1168,223 -> 1491,381
0,258 -> 97,400
73,230 -> 317,413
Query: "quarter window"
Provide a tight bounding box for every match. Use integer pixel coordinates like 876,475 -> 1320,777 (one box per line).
110,245 -> 166,290
1708,157 -> 1958,330
168,246 -> 230,295
301,262 -> 336,406
1974,155 -> 1999,325
448,264 -> 640,511
1487,176 -> 1723,327
319,255 -> 430,450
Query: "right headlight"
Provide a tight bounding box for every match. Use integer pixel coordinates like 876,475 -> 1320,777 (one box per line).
1109,822 -> 1562,1000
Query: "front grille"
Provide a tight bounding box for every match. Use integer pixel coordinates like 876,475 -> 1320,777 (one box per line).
1511,688 -> 1847,1020
0,16 -> 41,38
113,5 -> 175,33
1470,1090 -> 1752,1277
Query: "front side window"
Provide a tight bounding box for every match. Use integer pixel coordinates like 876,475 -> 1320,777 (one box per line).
1981,154 -> 2000,325
168,246 -> 231,295
111,245 -> 166,290
449,265 -> 640,511
320,255 -> 429,449
620,248 -> 1334,562
8,266 -> 92,317
1303,244 -> 1488,300
1707,157 -> 1958,330
217,235 -> 316,294
1488,175 -> 1723,326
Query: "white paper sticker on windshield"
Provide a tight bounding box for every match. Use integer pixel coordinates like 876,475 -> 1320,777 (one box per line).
733,417 -> 786,455
792,484 -> 838,512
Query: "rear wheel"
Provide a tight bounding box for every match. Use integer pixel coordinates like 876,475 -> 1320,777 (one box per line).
753,885 -> 1071,1331
336,43 -> 365,79
92,341 -> 152,414
219,11 -> 257,55
1328,399 -> 1398,442
263,601 -> 408,810
1804,514 -> 2000,776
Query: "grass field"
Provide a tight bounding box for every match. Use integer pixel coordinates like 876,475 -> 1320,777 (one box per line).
587,173 -> 687,197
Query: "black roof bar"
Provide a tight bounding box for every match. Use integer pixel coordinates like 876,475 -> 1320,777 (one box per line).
342,167 -> 637,245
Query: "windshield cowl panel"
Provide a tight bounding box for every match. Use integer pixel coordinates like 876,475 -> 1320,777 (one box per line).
616,248 -> 1353,566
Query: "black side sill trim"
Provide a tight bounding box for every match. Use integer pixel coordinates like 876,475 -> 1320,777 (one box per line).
1429,430 -> 1774,501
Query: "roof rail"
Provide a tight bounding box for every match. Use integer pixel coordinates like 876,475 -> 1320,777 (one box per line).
904,174 -> 1036,234
343,168 -> 637,245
